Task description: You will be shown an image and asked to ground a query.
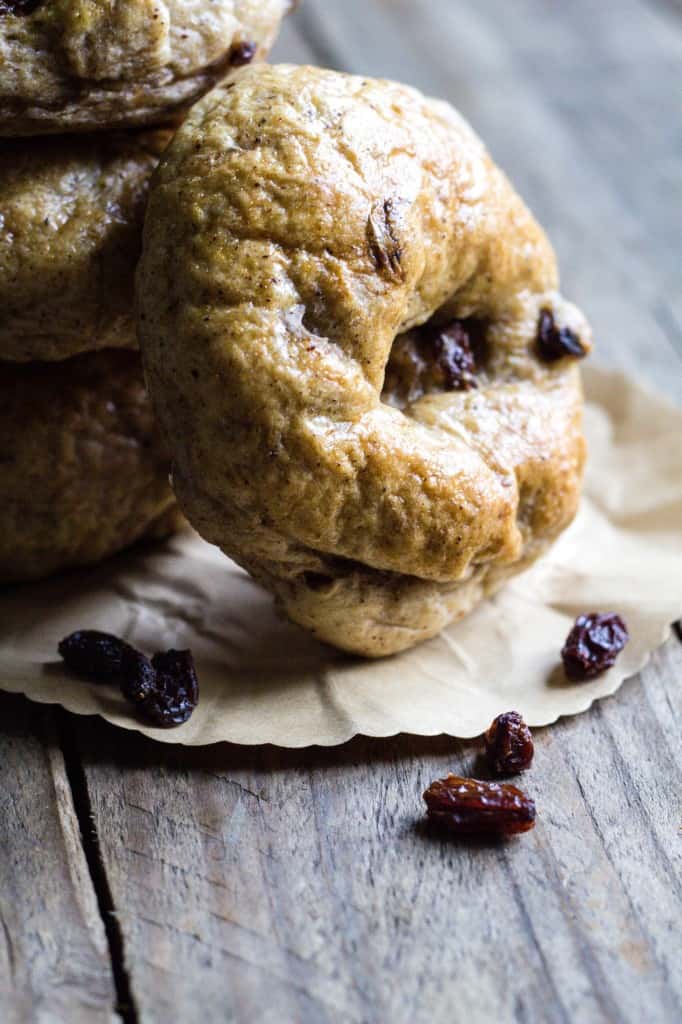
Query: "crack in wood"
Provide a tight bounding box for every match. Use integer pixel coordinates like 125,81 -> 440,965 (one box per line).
0,909 -> 15,982
501,855 -> 574,1024
590,703 -> 682,903
58,714 -> 139,1024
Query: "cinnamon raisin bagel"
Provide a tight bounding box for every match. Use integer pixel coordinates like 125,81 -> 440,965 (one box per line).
0,130 -> 170,363
0,349 -> 180,583
137,64 -> 591,657
0,0 -> 291,135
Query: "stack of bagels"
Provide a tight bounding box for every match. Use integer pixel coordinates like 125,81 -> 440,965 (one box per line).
0,0 -> 290,582
2,4 -> 592,661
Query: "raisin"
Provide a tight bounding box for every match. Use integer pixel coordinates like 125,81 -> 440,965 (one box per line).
485,711 -> 534,775
382,317 -> 487,407
430,320 -> 478,391
0,0 -> 42,13
59,631 -> 200,728
302,571 -> 335,591
120,648 -> 156,705
536,308 -> 586,362
423,774 -> 536,837
561,612 -> 629,680
228,39 -> 257,66
58,630 -> 133,683
137,649 -> 199,728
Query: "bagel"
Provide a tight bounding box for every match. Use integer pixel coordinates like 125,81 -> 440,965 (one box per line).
0,0 -> 291,135
137,64 -> 591,657
0,131 -> 170,363
0,350 -> 180,583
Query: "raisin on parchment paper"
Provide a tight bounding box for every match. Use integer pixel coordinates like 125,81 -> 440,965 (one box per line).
561,612 -> 629,681
136,649 -> 199,729
58,632 -> 199,728
58,630 -> 133,683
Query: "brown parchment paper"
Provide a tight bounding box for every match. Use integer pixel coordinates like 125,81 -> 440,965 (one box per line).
1,366 -> 680,747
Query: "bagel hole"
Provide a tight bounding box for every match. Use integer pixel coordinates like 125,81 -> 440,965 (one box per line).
382,317 -> 488,409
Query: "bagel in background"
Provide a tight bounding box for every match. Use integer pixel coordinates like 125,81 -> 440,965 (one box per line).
0,350 -> 180,583
0,130 -> 170,363
0,0 -> 292,135
137,64 -> 592,657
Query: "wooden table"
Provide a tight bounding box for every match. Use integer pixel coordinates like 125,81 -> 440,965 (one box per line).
1,2 -> 681,1021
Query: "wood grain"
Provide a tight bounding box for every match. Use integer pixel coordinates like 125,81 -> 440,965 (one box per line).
72,637 -> 682,1024
0,1 -> 680,1022
0,696 -> 116,1023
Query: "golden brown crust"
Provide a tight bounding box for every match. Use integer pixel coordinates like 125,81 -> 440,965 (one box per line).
0,349 -> 179,583
137,64 -> 591,656
0,0 -> 290,135
0,130 -> 170,363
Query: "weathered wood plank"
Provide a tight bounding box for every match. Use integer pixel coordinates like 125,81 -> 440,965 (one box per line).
74,637 -> 682,1024
0,696 -> 116,1024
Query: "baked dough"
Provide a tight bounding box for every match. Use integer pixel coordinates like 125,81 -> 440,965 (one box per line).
0,131 -> 169,363
0,349 -> 180,583
137,64 -> 592,657
0,0 -> 291,135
